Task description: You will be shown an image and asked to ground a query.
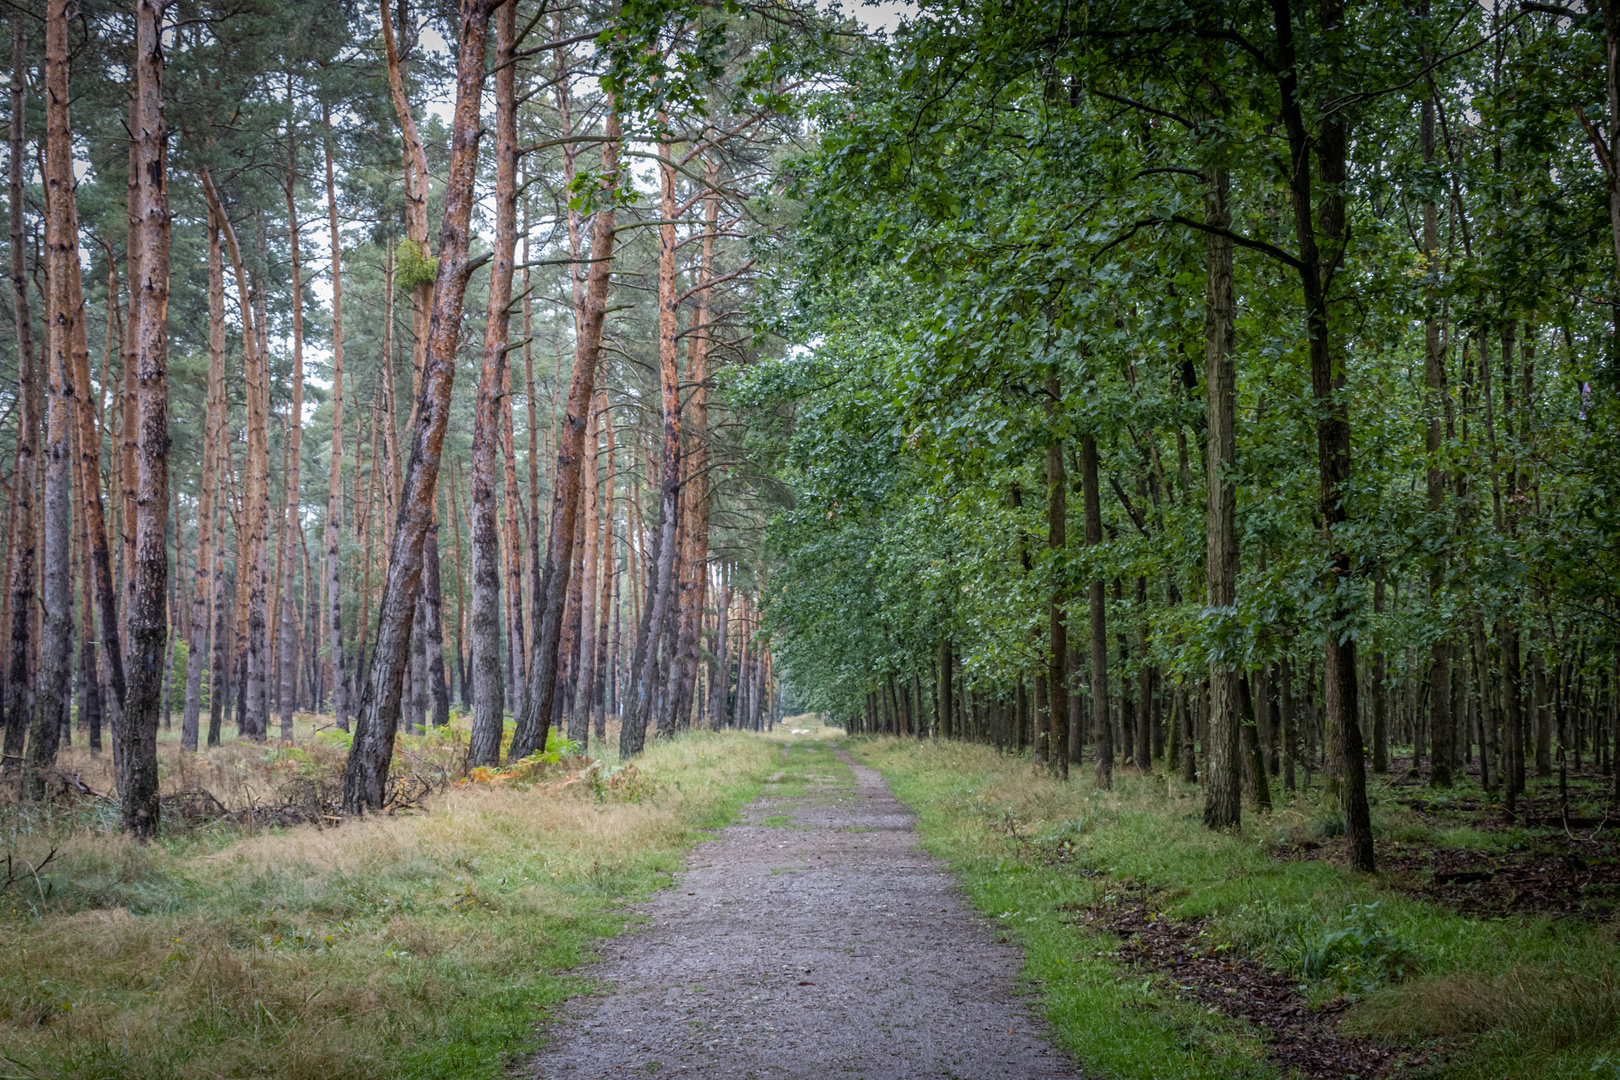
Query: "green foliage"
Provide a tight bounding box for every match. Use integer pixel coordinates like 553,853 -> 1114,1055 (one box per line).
742,0 -> 1620,735
395,238 -> 439,291
1287,903 -> 1424,994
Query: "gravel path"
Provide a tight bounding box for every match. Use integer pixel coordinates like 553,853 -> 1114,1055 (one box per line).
528,740 -> 1084,1079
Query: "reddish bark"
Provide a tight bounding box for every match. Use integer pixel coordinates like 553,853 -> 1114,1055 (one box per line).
2,16 -> 35,775
509,104 -> 621,762
621,127 -> 684,756
25,0 -> 78,799
121,0 -> 170,836
181,211 -> 224,750
199,168 -> 269,742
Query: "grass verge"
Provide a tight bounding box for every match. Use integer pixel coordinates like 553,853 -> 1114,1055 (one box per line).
0,726 -> 777,1080
847,736 -> 1620,1080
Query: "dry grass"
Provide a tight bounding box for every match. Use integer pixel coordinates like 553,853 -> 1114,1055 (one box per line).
1359,958 -> 1620,1042
0,723 -> 777,1080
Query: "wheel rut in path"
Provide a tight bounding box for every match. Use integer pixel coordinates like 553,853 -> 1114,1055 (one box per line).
529,740 -> 1083,1079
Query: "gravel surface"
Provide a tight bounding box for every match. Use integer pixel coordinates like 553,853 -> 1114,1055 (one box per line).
528,740 -> 1084,1079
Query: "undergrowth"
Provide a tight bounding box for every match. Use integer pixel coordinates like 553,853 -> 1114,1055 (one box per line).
0,723 -> 776,1080
848,735 -> 1620,1080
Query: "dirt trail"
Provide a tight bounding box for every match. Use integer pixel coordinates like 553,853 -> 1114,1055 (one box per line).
529,741 -> 1083,1079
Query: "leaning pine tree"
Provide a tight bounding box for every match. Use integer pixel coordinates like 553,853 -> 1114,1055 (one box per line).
342,0 -> 501,811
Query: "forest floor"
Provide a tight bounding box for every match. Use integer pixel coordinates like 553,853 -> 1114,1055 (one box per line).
4,722 -> 1617,1080
527,735 -> 1083,1079
849,737 -> 1620,1080
0,713 -> 781,1080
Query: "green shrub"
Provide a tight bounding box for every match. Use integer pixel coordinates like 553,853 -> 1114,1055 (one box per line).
1288,902 -> 1423,994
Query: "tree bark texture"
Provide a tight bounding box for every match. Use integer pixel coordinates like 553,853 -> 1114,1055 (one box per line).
26,0 -> 79,800
623,128 -> 683,756
183,209 -> 226,751
1203,164 -> 1242,831
200,168 -> 269,742
511,103 -> 620,762
324,102 -> 348,732
120,0 -> 170,836
465,0 -> 517,767
342,0 -> 493,812
278,129 -> 306,741
2,15 -> 35,777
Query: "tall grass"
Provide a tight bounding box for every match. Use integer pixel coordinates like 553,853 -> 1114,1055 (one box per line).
0,725 -> 776,1080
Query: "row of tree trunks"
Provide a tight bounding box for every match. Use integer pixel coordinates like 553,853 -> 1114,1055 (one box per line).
180,206 -> 224,751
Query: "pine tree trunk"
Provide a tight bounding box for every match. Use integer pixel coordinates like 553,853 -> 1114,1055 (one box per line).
342,0 -> 495,811
323,102 -> 348,733
201,170 -> 268,743
569,390 -> 599,744
278,128 -> 306,742
511,102 -> 620,761
595,398 -> 616,736
424,524 -> 449,727
622,125 -> 688,754
26,0 -> 79,799
119,0 -> 169,836
181,209 -> 223,750
2,15 -> 36,777
466,1 -> 516,763
501,354 -> 527,720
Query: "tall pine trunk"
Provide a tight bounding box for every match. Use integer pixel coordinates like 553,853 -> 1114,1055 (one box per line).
182,210 -> 225,751
120,0 -> 170,836
2,16 -> 35,777
569,393 -> 599,744
466,0 -> 516,765
278,126 -> 306,741
342,0 -> 495,811
26,0 -> 80,799
323,101 -> 347,732
510,103 -> 620,761
622,127 -> 683,756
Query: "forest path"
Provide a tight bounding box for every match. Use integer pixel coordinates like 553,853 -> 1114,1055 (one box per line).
528,739 -> 1084,1079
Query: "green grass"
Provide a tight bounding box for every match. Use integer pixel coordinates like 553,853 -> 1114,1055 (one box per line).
0,727 -> 778,1080
847,736 -> 1620,1080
